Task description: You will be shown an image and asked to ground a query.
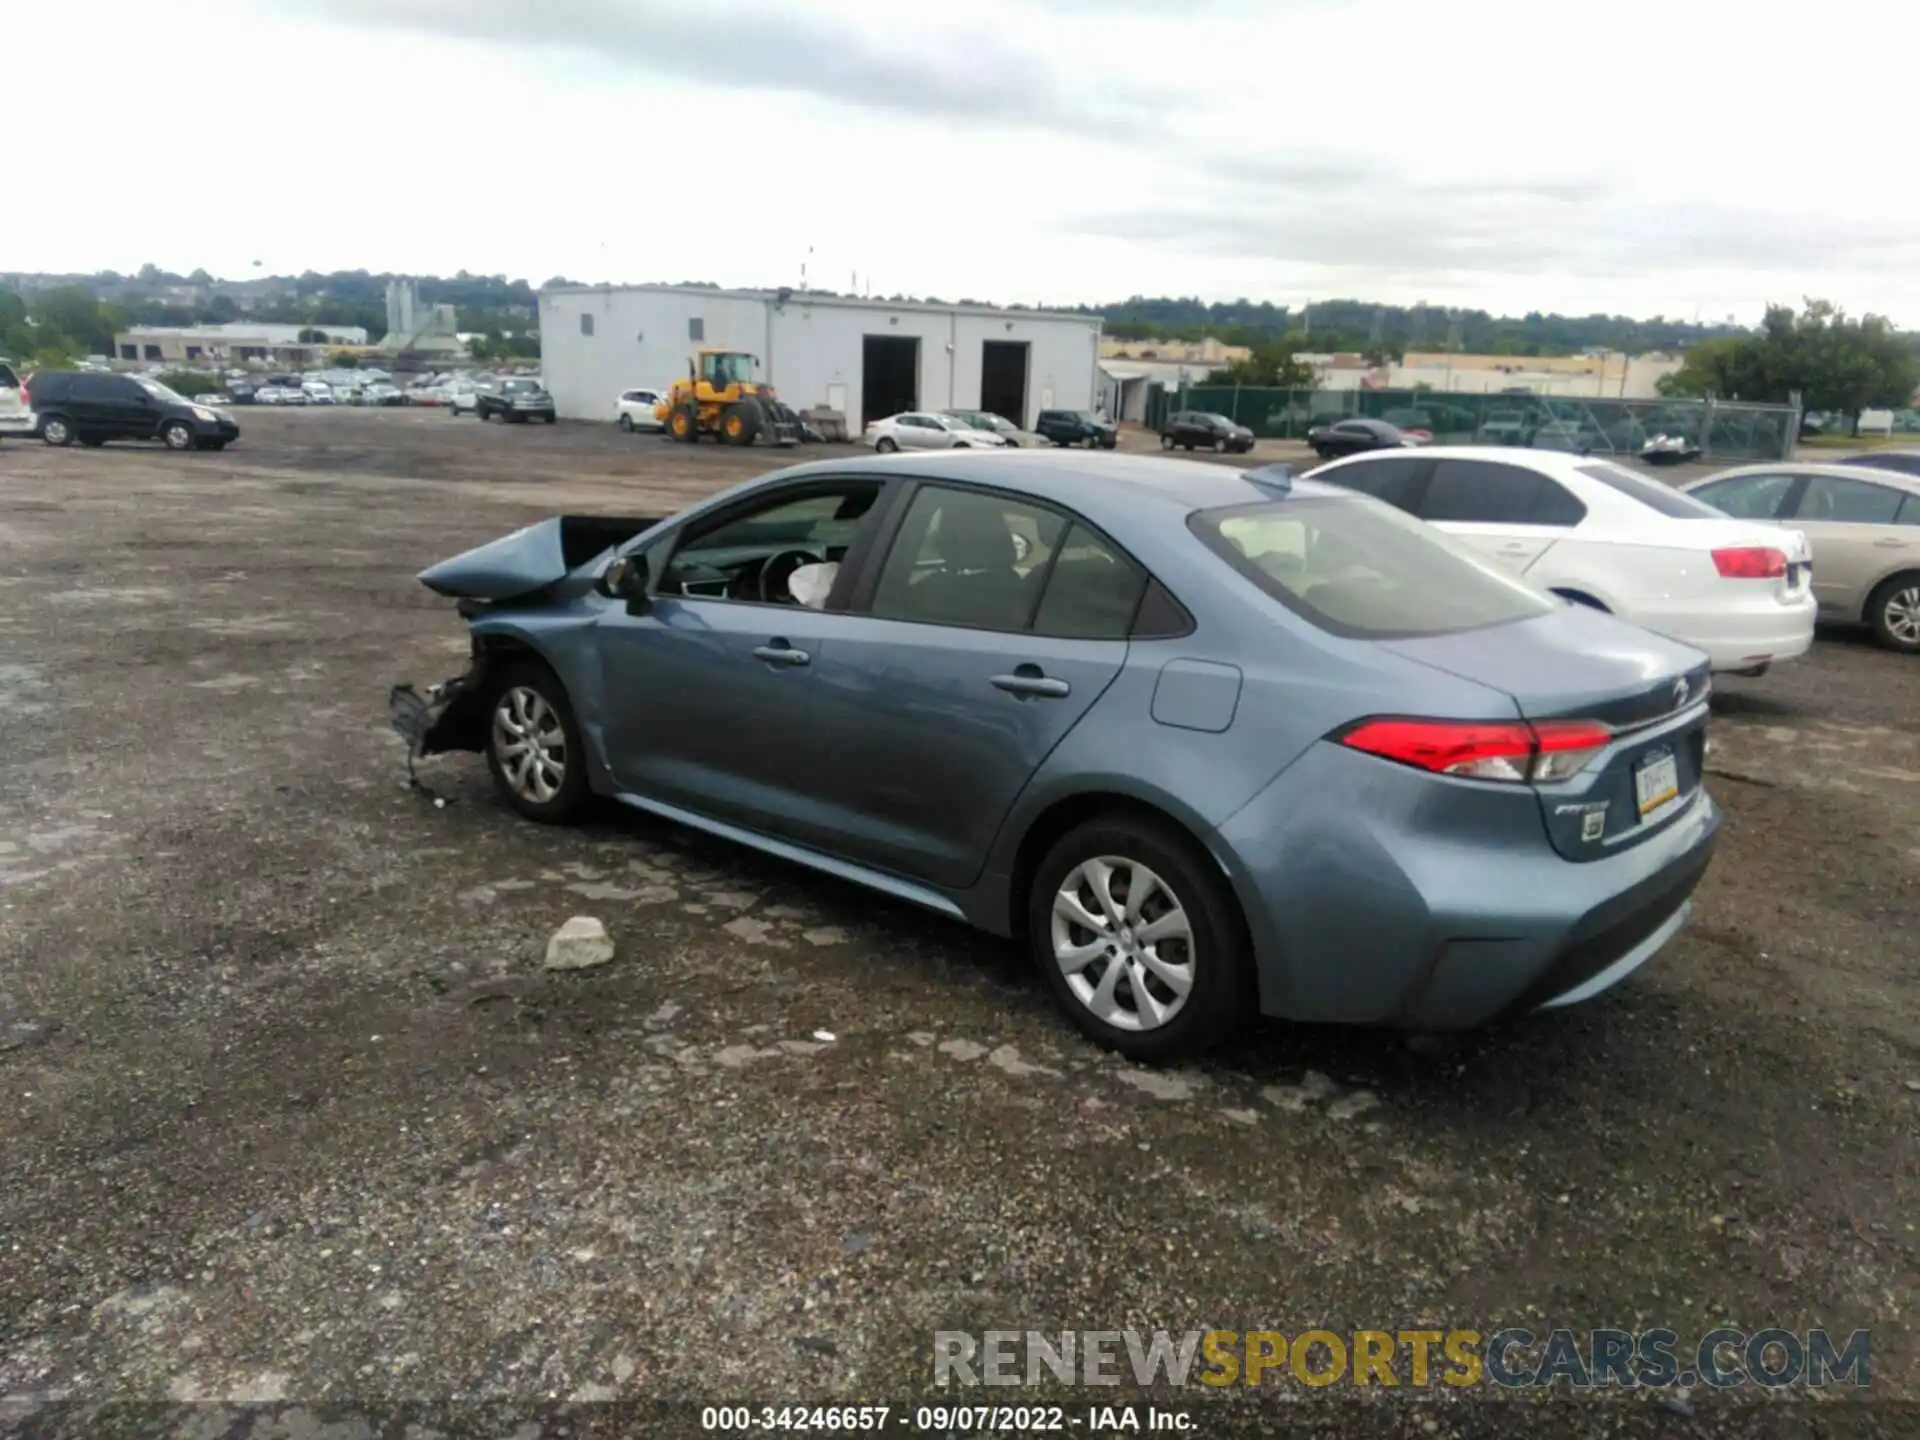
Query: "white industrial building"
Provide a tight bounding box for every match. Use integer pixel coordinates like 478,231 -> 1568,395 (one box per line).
538,285 -> 1103,428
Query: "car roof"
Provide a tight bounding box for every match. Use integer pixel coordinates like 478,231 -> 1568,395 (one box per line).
1687,460 -> 1920,494
770,449 -> 1338,517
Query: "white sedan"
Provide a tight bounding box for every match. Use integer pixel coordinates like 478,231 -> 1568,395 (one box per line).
617,388 -> 667,432
865,411 -> 1009,453
1307,445 -> 1816,675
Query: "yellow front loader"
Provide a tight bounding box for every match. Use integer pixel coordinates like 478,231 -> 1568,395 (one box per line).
655,349 -> 799,446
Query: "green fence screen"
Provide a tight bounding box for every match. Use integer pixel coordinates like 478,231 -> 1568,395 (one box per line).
1157,387 -> 1797,461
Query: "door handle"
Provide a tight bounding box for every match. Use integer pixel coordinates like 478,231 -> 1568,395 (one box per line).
991,672 -> 1070,699
1874,537 -> 1907,548
751,642 -> 810,668
1498,541 -> 1533,552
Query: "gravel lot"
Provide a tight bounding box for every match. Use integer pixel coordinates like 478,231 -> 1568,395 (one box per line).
0,409 -> 1914,1439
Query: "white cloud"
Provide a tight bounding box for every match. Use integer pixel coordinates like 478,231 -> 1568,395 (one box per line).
6,0 -> 1916,325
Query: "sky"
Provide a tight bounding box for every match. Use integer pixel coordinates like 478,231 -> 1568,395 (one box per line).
11,0 -> 1919,326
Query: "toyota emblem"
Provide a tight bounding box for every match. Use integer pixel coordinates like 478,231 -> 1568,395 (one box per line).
1672,677 -> 1689,709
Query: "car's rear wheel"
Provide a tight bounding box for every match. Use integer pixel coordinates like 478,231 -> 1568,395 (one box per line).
485,662 -> 589,824
1160,433 -> 1174,449
42,417 -> 74,447
874,436 -> 899,454
1028,816 -> 1250,1061
1868,573 -> 1920,653
79,435 -> 105,448
162,421 -> 195,451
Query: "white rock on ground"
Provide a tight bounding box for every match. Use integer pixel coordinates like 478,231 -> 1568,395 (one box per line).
544,915 -> 615,971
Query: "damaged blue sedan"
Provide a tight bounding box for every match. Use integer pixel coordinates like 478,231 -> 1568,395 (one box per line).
393,451 -> 1720,1059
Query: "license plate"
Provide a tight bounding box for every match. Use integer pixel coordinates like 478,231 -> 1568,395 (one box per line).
1635,751 -> 1680,818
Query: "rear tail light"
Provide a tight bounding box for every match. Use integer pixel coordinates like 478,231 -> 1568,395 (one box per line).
1711,546 -> 1787,580
18,383 -> 27,407
1337,716 -> 1612,784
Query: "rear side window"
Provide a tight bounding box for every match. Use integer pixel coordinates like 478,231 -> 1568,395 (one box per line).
1574,460 -> 1724,519
1792,475 -> 1907,525
1190,495 -> 1556,639
1031,524 -> 1149,639
1317,454 -> 1427,513
1421,459 -> 1586,526
1687,472 -> 1795,520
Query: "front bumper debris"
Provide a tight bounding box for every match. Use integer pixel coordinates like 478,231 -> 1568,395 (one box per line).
389,660 -> 490,761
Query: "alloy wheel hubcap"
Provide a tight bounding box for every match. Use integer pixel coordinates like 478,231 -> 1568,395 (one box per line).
1887,587 -> 1920,643
493,686 -> 567,803
1051,856 -> 1194,1031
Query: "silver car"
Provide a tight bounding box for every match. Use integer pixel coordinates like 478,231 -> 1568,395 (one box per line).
1680,462 -> 1920,653
866,412 -> 1009,453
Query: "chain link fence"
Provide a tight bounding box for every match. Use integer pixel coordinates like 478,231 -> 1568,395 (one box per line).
1151,386 -> 1797,461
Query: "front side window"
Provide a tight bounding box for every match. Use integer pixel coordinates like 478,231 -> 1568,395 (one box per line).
1192,495 -> 1556,639
135,377 -> 187,404
1421,459 -> 1585,526
871,486 -> 1064,632
660,484 -> 880,605
1793,475 -> 1908,525
1688,472 -> 1796,520
1316,454 -> 1427,513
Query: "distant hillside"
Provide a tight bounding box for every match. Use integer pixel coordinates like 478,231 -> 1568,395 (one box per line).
0,266 -> 1782,359
1065,296 -> 1753,359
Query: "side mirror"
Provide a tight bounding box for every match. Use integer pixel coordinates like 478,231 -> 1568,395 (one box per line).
595,555 -> 648,610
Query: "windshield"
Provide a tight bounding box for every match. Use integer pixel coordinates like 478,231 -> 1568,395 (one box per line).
503,379 -> 543,394
136,378 -> 188,404
1191,495 -> 1556,638
702,353 -> 753,386
1575,460 -> 1726,519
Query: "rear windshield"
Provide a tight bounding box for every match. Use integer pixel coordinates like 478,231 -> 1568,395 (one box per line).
1575,460 -> 1725,519
1190,495 -> 1556,638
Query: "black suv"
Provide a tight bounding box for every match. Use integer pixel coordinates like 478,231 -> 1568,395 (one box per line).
29,371 -> 241,451
1034,409 -> 1116,449
1160,411 -> 1255,453
476,378 -> 557,424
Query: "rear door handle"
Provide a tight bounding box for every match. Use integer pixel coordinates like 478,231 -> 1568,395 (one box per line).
752,642 -> 810,668
991,672 -> 1070,699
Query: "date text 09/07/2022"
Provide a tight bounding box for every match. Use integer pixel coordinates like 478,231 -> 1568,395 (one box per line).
701,1404 -> 1191,1432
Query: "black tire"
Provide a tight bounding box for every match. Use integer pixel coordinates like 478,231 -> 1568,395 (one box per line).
477,405 -> 492,423
201,440 -> 228,452
541,412 -> 556,424
79,435 -> 106,448
1160,433 -> 1174,449
161,421 -> 195,451
484,660 -> 590,824
672,405 -> 699,443
1866,572 -> 1920,653
874,436 -> 899,454
618,413 -> 634,432
1101,436 -> 1117,450
722,399 -> 762,446
1027,814 -> 1251,1061
1212,437 -> 1227,454
41,416 -> 74,447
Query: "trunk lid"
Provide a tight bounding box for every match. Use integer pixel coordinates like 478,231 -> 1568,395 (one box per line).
1383,605 -> 1712,860
418,514 -> 664,602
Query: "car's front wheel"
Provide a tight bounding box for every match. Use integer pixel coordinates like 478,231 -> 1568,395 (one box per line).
1212,437 -> 1227,453
618,413 -> 634,432
1160,433 -> 1174,449
162,421 -> 195,451
1868,573 -> 1920,653
485,662 -> 590,823
1029,815 -> 1250,1061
